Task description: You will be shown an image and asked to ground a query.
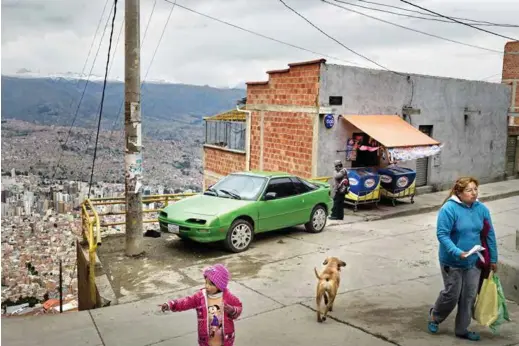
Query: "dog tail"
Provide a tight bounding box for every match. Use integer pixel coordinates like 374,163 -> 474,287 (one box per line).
314,267 -> 321,280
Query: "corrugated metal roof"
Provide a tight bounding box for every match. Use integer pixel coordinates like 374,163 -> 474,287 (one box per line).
204,109 -> 246,122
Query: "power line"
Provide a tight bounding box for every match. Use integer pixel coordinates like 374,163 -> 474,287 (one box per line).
144,1 -> 176,83
77,19 -> 125,182
356,0 -> 519,28
399,0 -> 519,41
55,0 -> 111,143
77,0 -> 112,81
51,2 -> 116,180
330,0 -> 491,26
142,0 -> 157,44
323,0 -> 503,54
80,0 -> 158,183
278,0 -> 392,71
88,0 -> 119,198
97,1 -> 167,183
162,0 -> 365,67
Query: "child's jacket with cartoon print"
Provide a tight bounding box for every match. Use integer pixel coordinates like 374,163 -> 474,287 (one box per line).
167,288 -> 242,346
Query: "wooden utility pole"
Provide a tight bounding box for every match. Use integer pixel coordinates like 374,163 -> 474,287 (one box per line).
124,0 -> 144,256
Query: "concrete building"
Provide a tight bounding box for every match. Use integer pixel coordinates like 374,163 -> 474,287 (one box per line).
203,44 -> 513,192
503,41 -> 519,177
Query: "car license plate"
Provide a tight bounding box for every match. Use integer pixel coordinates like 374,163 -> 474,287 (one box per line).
167,224 -> 180,234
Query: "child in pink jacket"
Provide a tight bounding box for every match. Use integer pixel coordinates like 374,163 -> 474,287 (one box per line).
160,264 -> 243,346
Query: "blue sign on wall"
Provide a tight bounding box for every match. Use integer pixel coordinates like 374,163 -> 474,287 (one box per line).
324,114 -> 335,129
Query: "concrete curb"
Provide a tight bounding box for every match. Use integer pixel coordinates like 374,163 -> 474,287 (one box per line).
366,189 -> 519,222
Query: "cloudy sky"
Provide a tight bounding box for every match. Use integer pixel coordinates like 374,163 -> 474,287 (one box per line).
2,0 -> 518,88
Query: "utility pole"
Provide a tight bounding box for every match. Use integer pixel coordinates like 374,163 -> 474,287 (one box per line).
124,0 -> 144,256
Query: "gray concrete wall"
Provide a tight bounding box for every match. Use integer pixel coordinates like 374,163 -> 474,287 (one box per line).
317,64 -> 511,190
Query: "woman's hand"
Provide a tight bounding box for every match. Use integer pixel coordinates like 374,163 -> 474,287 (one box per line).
460,252 -> 469,259
490,263 -> 498,273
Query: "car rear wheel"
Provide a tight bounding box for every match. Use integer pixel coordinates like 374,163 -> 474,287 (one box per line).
224,219 -> 254,253
304,205 -> 327,233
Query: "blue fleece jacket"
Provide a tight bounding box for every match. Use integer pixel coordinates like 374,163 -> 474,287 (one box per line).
437,196 -> 498,268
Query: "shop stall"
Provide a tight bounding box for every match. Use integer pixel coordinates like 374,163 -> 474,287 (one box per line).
339,115 -> 442,209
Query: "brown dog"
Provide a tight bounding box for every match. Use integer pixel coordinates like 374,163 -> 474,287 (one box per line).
314,256 -> 347,322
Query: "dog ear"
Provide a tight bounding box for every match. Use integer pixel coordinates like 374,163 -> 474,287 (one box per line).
339,261 -> 347,268
322,257 -> 329,265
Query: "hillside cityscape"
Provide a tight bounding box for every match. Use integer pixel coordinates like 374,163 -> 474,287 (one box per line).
1,74 -> 245,312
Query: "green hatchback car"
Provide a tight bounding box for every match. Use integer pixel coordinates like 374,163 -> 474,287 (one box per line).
158,171 -> 332,253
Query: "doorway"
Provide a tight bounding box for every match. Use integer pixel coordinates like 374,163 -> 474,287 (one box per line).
416,125 -> 433,187
506,135 -> 517,177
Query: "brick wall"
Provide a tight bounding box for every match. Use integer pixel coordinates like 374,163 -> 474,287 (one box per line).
502,41 -> 519,125
246,59 -> 324,178
203,145 -> 246,176
247,59 -> 323,107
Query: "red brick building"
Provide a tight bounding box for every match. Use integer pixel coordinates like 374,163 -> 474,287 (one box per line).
503,41 -> 519,177
203,41 -> 516,190
202,59 -> 324,189
502,41 -> 519,126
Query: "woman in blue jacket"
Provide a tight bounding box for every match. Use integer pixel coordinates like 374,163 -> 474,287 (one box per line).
428,177 -> 498,341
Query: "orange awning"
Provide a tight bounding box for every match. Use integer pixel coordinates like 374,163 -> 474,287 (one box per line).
341,115 -> 440,148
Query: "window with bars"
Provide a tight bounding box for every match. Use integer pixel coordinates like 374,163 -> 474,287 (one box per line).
204,120 -> 246,151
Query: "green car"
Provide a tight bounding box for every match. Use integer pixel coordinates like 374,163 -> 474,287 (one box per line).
158,171 -> 332,253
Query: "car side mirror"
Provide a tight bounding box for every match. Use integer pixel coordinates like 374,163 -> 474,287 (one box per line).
264,192 -> 277,201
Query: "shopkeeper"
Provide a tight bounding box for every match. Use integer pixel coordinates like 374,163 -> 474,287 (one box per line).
330,160 -> 349,220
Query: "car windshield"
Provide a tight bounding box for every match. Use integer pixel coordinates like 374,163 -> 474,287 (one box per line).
208,174 -> 267,201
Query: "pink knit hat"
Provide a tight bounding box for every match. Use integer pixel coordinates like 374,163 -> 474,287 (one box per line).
203,264 -> 230,291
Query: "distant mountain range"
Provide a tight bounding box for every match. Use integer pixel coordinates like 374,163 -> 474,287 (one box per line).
1,75 -> 246,138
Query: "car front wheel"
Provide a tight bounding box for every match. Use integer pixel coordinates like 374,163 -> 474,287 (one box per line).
224,219 -> 254,253
304,205 -> 327,233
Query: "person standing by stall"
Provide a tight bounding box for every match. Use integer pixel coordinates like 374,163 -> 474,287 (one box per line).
330,160 -> 349,220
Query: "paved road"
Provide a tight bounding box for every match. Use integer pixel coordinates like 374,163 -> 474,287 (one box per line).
3,197 -> 519,346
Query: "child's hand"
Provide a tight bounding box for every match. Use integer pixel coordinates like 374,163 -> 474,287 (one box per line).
159,303 -> 170,312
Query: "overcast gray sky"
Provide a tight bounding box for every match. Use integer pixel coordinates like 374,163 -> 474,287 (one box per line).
2,0 -> 518,88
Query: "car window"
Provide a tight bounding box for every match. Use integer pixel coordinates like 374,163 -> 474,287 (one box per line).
290,177 -> 317,194
210,174 -> 267,201
264,178 -> 298,199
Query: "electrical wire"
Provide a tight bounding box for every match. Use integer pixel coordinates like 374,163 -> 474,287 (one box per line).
143,1 -> 176,83
332,0 -> 458,24
54,0 -> 112,139
88,0 -> 119,198
162,0 -> 365,67
279,0 -> 418,106
399,0 -> 519,41
98,1 -> 170,183
356,0 -> 519,28
77,0 -> 112,82
323,0 -> 503,54
51,2 -> 116,180
77,19 -> 125,182
82,0 -> 158,183
331,0 -> 516,27
278,0 -> 392,71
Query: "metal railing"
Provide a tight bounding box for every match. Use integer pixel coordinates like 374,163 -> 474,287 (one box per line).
79,179 -> 332,307
80,193 -> 195,307
81,199 -> 101,306
88,193 -> 197,227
